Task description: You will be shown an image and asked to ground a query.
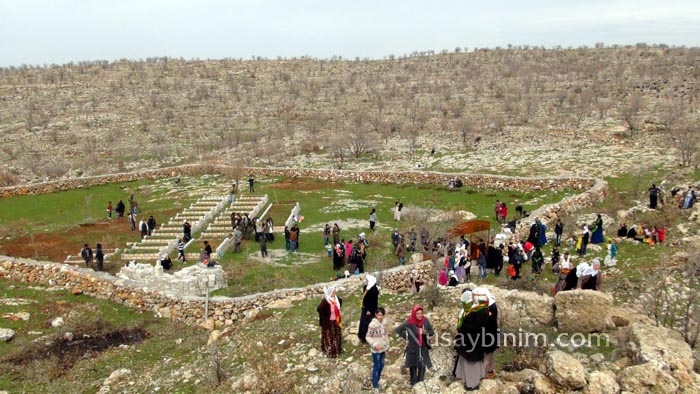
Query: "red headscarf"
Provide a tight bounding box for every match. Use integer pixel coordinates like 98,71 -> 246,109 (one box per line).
407,305 -> 424,327
407,305 -> 425,346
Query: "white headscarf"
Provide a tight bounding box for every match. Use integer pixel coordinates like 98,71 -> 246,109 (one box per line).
583,225 -> 590,234
472,287 -> 489,304
582,259 -> 600,277
324,286 -> 340,309
483,288 -> 496,306
365,274 -> 377,291
576,262 -> 590,278
461,289 -> 473,303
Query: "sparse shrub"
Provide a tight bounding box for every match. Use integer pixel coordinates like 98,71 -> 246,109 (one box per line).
0,169 -> 20,186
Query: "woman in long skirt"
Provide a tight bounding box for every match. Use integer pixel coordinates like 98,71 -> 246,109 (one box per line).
317,286 -> 342,357
454,289 -> 489,391
554,251 -> 572,293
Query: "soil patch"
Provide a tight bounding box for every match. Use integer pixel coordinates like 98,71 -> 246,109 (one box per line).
6,327 -> 149,372
267,178 -> 330,191
0,217 -> 137,263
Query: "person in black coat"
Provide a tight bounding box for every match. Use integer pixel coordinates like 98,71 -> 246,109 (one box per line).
115,200 -> 126,217
358,274 -> 379,343
482,289 -> 499,379
147,215 -> 156,236
527,221 -> 539,247
454,290 -> 490,391
95,243 -> 104,272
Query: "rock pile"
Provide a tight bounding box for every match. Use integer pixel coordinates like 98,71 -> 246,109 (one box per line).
116,261 -> 228,296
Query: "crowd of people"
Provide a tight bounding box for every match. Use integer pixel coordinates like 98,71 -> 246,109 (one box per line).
317,276 -> 500,392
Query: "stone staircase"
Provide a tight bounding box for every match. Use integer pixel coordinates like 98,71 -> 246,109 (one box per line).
120,194 -> 230,262
185,195 -> 269,260
63,248 -> 118,266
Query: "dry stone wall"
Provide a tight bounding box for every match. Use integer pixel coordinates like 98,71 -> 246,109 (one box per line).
0,164 -> 598,197
0,256 -> 433,327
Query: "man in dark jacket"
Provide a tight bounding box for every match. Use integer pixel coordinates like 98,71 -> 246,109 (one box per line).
147,216 -> 156,236
358,274 -> 379,343
80,244 -> 93,268
95,243 -> 104,271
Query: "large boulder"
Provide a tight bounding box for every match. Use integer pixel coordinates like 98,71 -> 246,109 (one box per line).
554,290 -> 613,333
583,371 -> 620,394
546,350 -> 588,389
496,289 -> 554,331
627,322 -> 694,372
618,363 -> 679,394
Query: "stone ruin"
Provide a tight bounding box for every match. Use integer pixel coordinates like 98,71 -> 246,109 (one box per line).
116,261 -> 227,296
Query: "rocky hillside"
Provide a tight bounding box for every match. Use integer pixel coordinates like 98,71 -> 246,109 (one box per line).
1,45 -> 698,184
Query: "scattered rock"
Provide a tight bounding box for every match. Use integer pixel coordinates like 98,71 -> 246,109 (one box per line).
546,350 -> 588,389
583,371 -> 620,394
2,311 -> 30,321
266,298 -> 293,309
207,330 -> 220,347
627,322 -> 694,372
199,318 -> 215,331
0,328 -> 16,342
103,368 -> 131,387
51,317 -> 64,327
618,363 -> 679,393
71,286 -> 83,295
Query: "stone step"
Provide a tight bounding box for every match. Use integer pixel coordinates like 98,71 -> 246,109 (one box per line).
199,232 -> 231,238
120,254 -> 159,261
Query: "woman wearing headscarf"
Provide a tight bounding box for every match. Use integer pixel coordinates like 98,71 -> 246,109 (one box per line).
453,289 -> 489,391
554,251 -> 573,293
579,225 -> 590,256
332,241 -> 345,271
447,270 -> 459,287
578,259 -> 602,290
396,305 -> 435,386
438,269 -> 448,286
482,288 -> 499,380
531,248 -> 544,274
317,286 -> 343,358
565,262 -> 590,291
409,269 -> 424,293
591,214 -> 604,244
359,274 -> 379,343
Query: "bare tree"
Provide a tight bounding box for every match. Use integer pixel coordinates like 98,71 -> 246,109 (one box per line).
595,97 -> 613,120
667,121 -> 700,167
621,93 -> 644,136
348,126 -> 370,159
656,98 -> 687,131
457,116 -> 475,144
328,136 -> 346,169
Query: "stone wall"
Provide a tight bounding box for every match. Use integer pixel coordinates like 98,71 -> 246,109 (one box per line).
0,256 -> 433,327
514,177 -> 608,238
0,164 -> 597,197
